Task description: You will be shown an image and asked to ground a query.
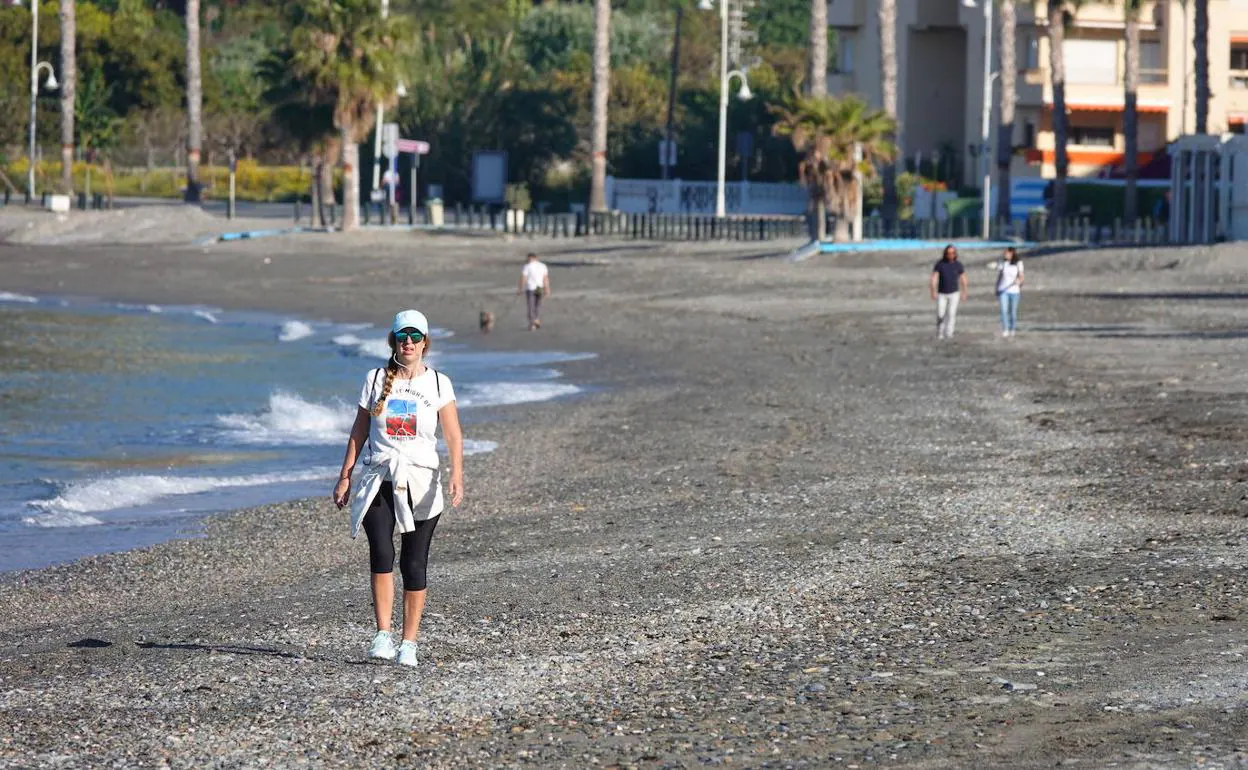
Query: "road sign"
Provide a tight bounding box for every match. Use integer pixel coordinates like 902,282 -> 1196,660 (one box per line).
382,122 -> 400,158
658,139 -> 676,168
396,138 -> 430,155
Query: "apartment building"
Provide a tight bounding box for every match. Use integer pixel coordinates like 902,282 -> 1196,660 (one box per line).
827,0 -> 1248,185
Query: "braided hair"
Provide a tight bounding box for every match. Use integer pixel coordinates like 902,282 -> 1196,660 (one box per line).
368,331 -> 431,417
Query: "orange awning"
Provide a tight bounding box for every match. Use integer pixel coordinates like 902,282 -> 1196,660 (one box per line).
1231,34 -> 1248,44
1048,102 -> 1169,114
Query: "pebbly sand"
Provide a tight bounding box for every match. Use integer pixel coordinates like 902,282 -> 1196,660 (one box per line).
0,218 -> 1245,768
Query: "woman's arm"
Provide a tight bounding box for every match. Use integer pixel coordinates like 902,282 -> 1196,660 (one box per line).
333,407 -> 371,508
439,401 -> 465,507
543,270 -> 551,297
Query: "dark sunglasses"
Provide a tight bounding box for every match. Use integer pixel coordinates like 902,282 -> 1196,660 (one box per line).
395,330 -> 425,344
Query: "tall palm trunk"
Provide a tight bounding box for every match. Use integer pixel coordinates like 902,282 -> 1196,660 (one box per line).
879,0 -> 899,221
319,135 -> 340,227
1047,0 -> 1068,218
810,0 -> 828,237
1124,8 -> 1140,223
341,125 -> 360,231
59,0 -> 75,195
1193,0 -> 1208,133
185,0 -> 202,202
996,0 -> 1017,224
589,0 -> 610,212
809,0 -> 827,97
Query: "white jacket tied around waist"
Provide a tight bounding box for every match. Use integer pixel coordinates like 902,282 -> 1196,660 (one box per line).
350,445 -> 444,538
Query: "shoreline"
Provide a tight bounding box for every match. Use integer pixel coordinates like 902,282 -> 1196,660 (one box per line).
1,233 -> 1245,767
0,289 -> 594,574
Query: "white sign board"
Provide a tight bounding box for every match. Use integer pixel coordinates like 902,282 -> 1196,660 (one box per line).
471,150 -> 507,204
382,122 -> 400,158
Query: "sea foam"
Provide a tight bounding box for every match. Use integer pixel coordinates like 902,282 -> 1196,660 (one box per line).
278,320 -> 315,342
216,391 -> 354,446
26,467 -> 337,521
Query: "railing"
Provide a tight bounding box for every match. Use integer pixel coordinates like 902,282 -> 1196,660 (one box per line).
854,213 -> 1172,245
1140,67 -> 1167,85
1230,69 -> 1248,90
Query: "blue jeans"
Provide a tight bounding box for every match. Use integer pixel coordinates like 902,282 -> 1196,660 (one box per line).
998,292 -> 1020,332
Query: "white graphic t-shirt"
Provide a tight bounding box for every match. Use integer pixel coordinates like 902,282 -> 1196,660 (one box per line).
358,367 -> 456,470
996,261 -> 1023,295
521,260 -> 549,291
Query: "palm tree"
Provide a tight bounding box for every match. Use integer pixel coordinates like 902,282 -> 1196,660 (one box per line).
289,0 -> 407,231
996,0 -> 1017,224
1046,0 -> 1072,219
1194,0 -> 1208,132
809,0 -> 827,97
1123,0 -> 1141,223
59,0 -> 75,195
878,0 -> 899,221
773,93 -> 897,243
261,50 -> 337,226
589,0 -> 610,212
185,0 -> 202,202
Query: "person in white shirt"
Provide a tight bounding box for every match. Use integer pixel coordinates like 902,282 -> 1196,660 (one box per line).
995,247 -> 1025,337
517,252 -> 551,331
333,309 -> 464,667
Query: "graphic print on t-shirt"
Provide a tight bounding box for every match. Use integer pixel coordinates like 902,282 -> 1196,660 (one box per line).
385,399 -> 420,437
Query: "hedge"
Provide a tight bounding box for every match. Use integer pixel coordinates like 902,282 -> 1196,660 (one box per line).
2,159 -> 339,203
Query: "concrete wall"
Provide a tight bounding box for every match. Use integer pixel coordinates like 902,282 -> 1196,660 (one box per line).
905,28 -> 968,163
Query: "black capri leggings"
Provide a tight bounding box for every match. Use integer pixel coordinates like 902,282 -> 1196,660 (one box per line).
362,481 -> 440,591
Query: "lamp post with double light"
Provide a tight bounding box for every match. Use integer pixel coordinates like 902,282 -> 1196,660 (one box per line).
962,0 -> 994,238
14,0 -> 60,201
697,0 -> 752,218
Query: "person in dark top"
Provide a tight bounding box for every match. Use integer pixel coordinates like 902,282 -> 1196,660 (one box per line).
929,244 -> 969,339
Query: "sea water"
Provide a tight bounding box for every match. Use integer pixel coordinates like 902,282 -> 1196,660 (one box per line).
0,293 -> 593,572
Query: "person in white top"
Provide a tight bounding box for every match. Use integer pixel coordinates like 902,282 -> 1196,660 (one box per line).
333,309 -> 464,667
995,247 -> 1025,337
517,252 -> 551,331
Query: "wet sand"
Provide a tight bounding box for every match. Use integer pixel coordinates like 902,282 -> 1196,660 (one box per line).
0,228 -> 1245,768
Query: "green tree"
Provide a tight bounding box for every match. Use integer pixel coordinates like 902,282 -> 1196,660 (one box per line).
773,92 -> 897,242
287,0 -> 410,231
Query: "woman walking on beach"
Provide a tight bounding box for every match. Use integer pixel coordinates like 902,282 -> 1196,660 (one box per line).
517,252 -> 551,331
995,247 -> 1024,337
930,244 -> 968,339
333,309 -> 464,667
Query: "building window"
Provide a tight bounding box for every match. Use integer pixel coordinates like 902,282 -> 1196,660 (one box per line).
1231,122 -> 1247,135
833,33 -> 855,74
1231,42 -> 1248,70
1022,121 -> 1036,149
1019,32 -> 1040,71
1069,126 -> 1115,147
1064,39 -> 1118,85
1232,42 -> 1248,89
1140,40 -> 1166,84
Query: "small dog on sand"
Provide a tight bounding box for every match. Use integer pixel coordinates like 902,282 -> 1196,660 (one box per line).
479,310 -> 495,334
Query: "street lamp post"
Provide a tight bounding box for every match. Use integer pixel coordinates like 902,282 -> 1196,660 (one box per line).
699,0 -> 752,218
22,0 -> 59,201
963,0 -> 994,239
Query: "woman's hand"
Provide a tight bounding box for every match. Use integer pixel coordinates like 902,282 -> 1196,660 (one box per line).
449,472 -> 464,507
333,477 -> 351,509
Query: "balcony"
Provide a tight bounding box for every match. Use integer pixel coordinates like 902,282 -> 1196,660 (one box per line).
1140,67 -> 1167,85
1232,70 -> 1248,90
827,0 -> 866,28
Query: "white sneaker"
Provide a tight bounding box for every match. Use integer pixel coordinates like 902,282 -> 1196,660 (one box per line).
368,630 -> 396,661
397,640 -> 418,668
